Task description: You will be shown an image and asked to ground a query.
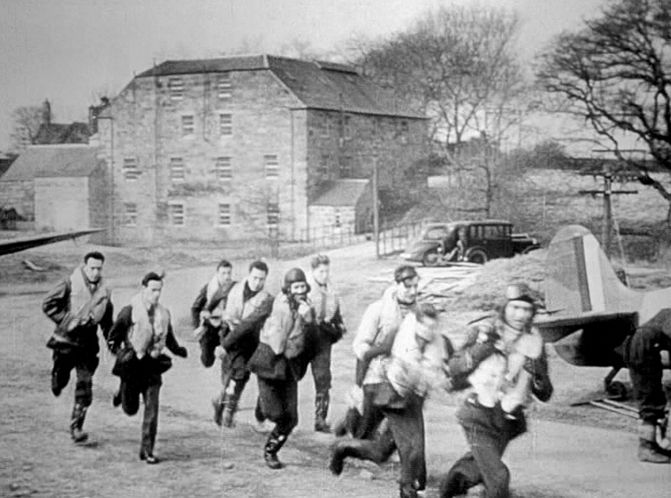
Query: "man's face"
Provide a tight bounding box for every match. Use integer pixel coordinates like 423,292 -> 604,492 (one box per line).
247,268 -> 267,292
312,264 -> 329,286
504,300 -> 535,330
216,266 -> 233,286
83,257 -> 103,283
143,280 -> 163,307
396,276 -> 419,304
290,281 -> 308,298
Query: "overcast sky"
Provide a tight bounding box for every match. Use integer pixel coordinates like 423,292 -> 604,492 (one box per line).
0,0 -> 607,150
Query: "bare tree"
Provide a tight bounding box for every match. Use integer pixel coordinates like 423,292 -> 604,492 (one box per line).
347,5 -> 530,216
9,106 -> 43,151
537,0 -> 671,222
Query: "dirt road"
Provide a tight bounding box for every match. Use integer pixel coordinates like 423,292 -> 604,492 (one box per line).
1,241 -> 669,497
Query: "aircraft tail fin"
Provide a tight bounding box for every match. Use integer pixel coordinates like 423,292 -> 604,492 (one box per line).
545,225 -> 640,317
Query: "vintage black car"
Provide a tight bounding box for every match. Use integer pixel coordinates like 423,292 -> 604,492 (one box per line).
401,220 -> 540,266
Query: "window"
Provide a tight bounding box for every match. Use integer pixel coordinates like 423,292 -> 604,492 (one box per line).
217,73 -> 232,99
168,77 -> 184,100
338,156 -> 352,177
219,113 -> 232,136
319,154 -> 329,176
218,203 -> 231,226
181,115 -> 195,136
267,203 -> 280,226
170,157 -> 185,181
398,120 -> 409,143
214,156 -> 232,180
373,117 -> 382,136
321,116 -> 330,137
343,115 -> 352,140
170,203 -> 185,226
122,158 -> 140,180
124,203 -> 137,226
264,154 -> 279,179
334,208 -> 341,228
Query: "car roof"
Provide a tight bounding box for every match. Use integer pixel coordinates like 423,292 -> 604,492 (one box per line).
426,219 -> 512,227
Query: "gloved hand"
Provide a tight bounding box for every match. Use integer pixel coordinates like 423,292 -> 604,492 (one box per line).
175,346 -> 188,358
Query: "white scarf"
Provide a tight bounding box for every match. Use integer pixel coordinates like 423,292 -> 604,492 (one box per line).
128,293 -> 170,359
64,266 -> 110,331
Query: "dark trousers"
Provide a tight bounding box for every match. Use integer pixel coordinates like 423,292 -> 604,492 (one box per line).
120,379 -> 161,455
309,340 -> 332,394
384,395 -> 427,491
199,324 -> 220,368
257,376 -> 298,435
51,348 -> 99,406
625,321 -> 671,423
357,384 -> 388,439
442,400 -> 526,498
221,352 -> 251,391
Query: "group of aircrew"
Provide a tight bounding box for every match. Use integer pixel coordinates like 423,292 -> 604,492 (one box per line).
41,249 -> 669,498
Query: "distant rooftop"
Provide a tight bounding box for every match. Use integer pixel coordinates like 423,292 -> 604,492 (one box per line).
135,55 -> 425,119
312,179 -> 369,206
1,145 -> 100,181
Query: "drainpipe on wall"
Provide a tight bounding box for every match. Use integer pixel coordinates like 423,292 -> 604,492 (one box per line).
290,108 -> 296,241
97,115 -> 115,245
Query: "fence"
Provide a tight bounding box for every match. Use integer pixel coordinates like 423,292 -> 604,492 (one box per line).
276,219 -> 429,257
376,220 -> 427,256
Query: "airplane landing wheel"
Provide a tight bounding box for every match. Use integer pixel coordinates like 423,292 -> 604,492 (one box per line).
606,380 -> 629,400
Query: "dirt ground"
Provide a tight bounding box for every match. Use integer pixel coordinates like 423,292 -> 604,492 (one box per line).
1,240 -> 670,497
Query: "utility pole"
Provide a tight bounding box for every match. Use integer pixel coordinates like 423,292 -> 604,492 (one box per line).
372,147 -> 380,258
579,154 -> 637,258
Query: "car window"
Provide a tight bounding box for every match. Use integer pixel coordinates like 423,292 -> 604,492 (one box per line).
482,226 -> 501,238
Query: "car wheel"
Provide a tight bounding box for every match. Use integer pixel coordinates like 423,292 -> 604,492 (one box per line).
422,250 -> 440,267
466,248 -> 488,264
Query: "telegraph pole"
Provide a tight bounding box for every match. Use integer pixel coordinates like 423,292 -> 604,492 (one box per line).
579,154 -> 637,257
372,148 -> 380,258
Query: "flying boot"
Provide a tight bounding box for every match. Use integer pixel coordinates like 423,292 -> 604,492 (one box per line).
70,403 -> 88,444
638,421 -> 671,463
264,429 -> 288,469
314,391 -> 331,433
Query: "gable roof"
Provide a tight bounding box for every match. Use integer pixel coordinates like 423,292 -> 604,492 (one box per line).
34,122 -> 90,145
1,145 -> 100,181
311,179 -> 369,207
136,55 -> 425,119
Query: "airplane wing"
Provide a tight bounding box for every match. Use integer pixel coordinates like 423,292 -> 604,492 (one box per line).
0,229 -> 104,256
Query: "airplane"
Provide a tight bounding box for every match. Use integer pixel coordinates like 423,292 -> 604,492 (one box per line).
0,228 -> 104,257
534,224 -> 671,398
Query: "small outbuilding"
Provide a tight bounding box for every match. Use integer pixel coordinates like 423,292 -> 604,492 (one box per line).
0,145 -> 108,237
308,179 -> 371,236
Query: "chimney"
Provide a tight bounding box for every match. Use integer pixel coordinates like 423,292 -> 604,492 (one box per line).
42,99 -> 51,125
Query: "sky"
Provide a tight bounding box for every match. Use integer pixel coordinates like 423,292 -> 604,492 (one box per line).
0,0 -> 608,151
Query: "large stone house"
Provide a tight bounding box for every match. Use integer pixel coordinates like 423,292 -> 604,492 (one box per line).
94,54 -> 427,244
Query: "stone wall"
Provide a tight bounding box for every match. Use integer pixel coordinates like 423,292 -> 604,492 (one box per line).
35,177 -> 90,231
101,69 -> 313,244
305,111 -> 426,203
0,181 -> 34,221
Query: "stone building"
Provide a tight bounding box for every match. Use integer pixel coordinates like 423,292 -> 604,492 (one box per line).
94,54 -> 427,244
0,145 -> 107,238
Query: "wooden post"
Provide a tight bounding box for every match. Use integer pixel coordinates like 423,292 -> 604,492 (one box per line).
372,150 -> 380,259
